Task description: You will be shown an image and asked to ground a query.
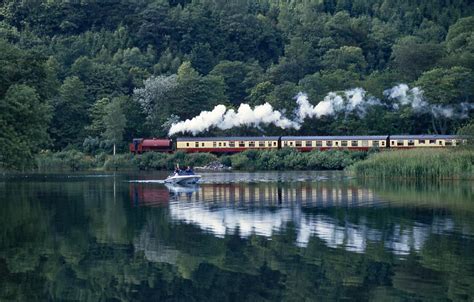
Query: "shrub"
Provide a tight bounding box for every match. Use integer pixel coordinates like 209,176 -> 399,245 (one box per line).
36,150 -> 93,172
103,154 -> 136,171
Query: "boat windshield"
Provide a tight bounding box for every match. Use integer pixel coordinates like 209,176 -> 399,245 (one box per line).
173,169 -> 195,176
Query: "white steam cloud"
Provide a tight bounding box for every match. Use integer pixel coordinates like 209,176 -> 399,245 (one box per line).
168,84 -> 473,136
169,103 -> 299,136
385,84 -> 474,118
295,88 -> 382,121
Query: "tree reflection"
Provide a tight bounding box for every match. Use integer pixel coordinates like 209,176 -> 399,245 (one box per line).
0,175 -> 473,301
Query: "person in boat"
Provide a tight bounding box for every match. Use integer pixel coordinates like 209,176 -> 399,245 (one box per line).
174,166 -> 182,175
185,166 -> 194,175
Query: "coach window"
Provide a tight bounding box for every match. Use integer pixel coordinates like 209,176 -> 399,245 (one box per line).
335,141 -> 339,146
373,141 -> 379,147
229,141 -> 235,147
381,141 -> 385,146
239,141 -> 245,147
408,140 -> 414,146
429,139 -> 436,144
341,141 -> 348,147
445,140 -> 452,146
195,142 -> 199,147
351,141 -> 358,147
316,141 -> 322,147
186,143 -> 189,147
249,141 -> 255,147
296,141 -> 302,147
391,141 -> 395,146
439,141 -> 443,145
306,141 -> 312,147
202,143 -> 205,147
326,141 -> 332,147
213,142 -> 217,147
259,141 -> 265,147
397,140 -> 404,146
290,142 -> 294,146
218,142 -> 222,147
419,140 -> 425,144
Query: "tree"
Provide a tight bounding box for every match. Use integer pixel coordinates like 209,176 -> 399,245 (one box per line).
415,67 -> 474,133
133,74 -> 179,136
102,98 -> 126,155
457,120 -> 474,147
0,85 -> 51,169
50,76 -> 88,149
188,42 -> 216,74
322,46 -> 367,72
86,97 -> 110,137
174,61 -> 227,119
391,36 -> 444,80
210,60 -> 262,105
443,16 -> 474,69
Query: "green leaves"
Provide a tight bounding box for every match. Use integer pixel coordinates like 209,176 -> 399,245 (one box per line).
0,85 -> 51,169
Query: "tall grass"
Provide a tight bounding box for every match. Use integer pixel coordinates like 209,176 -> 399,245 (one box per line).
350,149 -> 474,179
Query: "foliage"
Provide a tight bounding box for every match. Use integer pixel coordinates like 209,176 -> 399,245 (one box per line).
351,149 -> 474,179
36,150 -> 93,172
102,97 -> 127,154
1,0 -> 473,169
226,149 -> 367,171
0,84 -> 51,170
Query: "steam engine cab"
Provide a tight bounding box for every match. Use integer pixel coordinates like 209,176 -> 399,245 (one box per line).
129,138 -> 172,154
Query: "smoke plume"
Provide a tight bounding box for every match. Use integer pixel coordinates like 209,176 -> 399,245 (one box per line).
168,103 -> 300,136
295,88 -> 382,121
385,84 -> 474,118
168,84 -> 473,136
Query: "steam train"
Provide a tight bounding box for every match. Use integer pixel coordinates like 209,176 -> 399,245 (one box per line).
129,135 -> 462,154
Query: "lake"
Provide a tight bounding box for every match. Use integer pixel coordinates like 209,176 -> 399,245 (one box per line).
1,171 -> 473,301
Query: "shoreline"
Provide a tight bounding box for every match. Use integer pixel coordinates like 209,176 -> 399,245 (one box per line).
2,148 -> 472,180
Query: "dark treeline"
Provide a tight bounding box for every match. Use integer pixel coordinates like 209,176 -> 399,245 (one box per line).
0,0 -> 473,169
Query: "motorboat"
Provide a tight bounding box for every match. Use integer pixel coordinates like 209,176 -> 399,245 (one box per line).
164,171 -> 201,185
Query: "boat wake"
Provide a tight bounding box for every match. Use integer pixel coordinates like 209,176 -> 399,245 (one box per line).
127,180 -> 165,184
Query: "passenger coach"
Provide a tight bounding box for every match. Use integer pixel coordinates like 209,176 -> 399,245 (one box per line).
176,137 -> 280,153
280,136 -> 389,151
388,135 -> 459,147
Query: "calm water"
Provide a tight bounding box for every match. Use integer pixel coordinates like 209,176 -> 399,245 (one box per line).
1,171 -> 473,301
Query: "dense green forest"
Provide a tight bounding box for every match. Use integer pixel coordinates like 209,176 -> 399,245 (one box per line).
0,0 -> 473,169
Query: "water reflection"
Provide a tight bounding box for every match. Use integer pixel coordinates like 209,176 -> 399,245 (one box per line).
130,181 -> 470,256
1,172 -> 473,301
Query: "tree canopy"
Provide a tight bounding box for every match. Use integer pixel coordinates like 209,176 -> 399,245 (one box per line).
0,0 -> 473,168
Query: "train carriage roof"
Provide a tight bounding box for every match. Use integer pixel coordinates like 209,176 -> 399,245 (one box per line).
177,136 -> 280,141
389,135 -> 458,139
281,136 -> 388,140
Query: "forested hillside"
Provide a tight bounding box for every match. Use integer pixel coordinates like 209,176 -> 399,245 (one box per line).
0,0 -> 473,168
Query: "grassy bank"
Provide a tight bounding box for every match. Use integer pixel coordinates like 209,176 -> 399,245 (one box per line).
350,149 -> 474,179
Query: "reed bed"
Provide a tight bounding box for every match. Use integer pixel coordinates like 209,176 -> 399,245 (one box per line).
351,148 -> 474,179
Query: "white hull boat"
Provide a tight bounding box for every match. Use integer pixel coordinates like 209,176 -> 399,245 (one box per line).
164,173 -> 201,185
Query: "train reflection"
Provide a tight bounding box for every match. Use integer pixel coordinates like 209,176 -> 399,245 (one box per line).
130,182 -> 464,256
130,182 -> 378,208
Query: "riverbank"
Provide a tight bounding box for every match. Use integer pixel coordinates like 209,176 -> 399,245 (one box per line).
34,149 -> 368,172
27,148 -> 474,180
351,148 -> 474,179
